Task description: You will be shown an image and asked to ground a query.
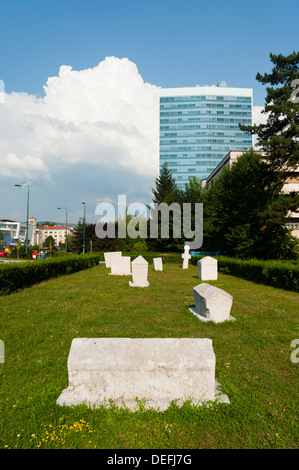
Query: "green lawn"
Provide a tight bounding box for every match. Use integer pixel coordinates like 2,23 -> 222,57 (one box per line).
0,260 -> 298,449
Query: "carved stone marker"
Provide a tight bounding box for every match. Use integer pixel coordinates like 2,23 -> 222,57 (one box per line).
198,256 -> 218,281
104,251 -> 122,268
129,255 -> 149,287
182,244 -> 191,269
56,337 -> 229,410
110,256 -> 131,275
189,283 -> 235,323
0,340 -> 4,363
153,257 -> 163,271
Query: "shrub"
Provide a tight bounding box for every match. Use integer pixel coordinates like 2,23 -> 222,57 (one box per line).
191,255 -> 299,292
124,252 -> 182,265
0,253 -> 103,295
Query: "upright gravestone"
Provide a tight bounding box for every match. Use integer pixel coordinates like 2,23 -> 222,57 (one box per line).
129,255 -> 149,287
56,337 -> 229,410
104,251 -> 122,268
189,283 -> 235,323
110,256 -> 131,275
198,256 -> 218,281
0,340 -> 4,364
153,257 -> 163,271
182,244 -> 191,269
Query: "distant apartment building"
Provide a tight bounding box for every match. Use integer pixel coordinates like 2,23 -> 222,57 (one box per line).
159,82 -> 253,188
0,217 -> 74,248
35,224 -> 74,246
0,218 -> 33,246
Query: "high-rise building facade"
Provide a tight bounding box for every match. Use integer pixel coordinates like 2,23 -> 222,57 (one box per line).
159,82 -> 253,188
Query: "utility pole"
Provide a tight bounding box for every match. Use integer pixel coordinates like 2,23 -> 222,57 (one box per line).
15,182 -> 30,256
82,201 -> 86,254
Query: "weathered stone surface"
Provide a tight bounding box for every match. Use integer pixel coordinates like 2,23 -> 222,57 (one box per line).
198,256 -> 218,281
104,251 -> 122,268
129,255 -> 149,287
153,257 -> 163,271
110,256 -> 131,275
56,338 -> 229,410
189,283 -> 235,323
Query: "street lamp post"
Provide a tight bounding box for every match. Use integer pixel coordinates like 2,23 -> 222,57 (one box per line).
57,206 -> 68,252
82,201 -> 86,254
15,182 -> 30,256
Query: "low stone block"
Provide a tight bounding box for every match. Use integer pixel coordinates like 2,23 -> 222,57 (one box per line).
198,256 -> 218,281
189,283 -> 235,323
104,251 -> 122,268
110,256 -> 131,275
56,338 -> 229,411
153,257 -> 163,271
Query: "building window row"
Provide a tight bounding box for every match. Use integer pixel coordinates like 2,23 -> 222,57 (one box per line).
161,131 -> 249,138
160,116 -> 251,124
160,141 -> 252,152
160,137 -> 251,145
160,110 -> 251,118
161,156 -> 229,164
160,122 -> 251,131
160,96 -> 251,103
160,104 -> 251,113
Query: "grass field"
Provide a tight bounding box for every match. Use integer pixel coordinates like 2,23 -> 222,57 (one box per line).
0,259 -> 298,449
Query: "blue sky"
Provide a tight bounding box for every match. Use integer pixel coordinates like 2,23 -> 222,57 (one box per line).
0,0 -> 298,224
2,0 -> 298,103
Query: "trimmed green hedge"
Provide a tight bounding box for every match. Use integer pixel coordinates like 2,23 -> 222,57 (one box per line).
123,252 -> 182,264
0,253 -> 103,295
191,255 -> 299,292
0,251 -> 183,296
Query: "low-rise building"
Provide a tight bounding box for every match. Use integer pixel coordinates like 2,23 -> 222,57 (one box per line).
0,218 -> 32,247
35,224 -> 74,246
0,217 -> 74,248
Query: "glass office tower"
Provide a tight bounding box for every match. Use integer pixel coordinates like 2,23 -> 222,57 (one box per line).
159,82 -> 253,188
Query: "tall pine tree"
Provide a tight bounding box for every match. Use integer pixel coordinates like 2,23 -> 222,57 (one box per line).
240,51 -> 299,182
151,162 -> 177,204
148,162 -> 181,251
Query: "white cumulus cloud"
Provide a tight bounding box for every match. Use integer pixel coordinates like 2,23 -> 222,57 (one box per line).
0,57 -> 160,182
0,59 -> 268,221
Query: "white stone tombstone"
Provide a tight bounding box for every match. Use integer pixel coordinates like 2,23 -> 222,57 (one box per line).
104,251 -> 122,268
153,257 -> 163,271
110,256 -> 131,275
56,337 -> 229,411
182,244 -> 191,269
129,255 -> 149,287
189,283 -> 235,323
198,256 -> 218,280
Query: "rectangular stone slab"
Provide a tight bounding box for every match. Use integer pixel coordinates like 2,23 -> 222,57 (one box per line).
104,251 -> 122,268
56,338 -> 216,411
153,257 -> 163,271
110,256 -> 131,275
198,256 -> 218,281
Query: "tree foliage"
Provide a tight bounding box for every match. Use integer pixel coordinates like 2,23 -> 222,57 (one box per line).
199,150 -> 298,259
151,162 -> 177,205
43,235 -> 56,248
148,162 -> 184,251
70,219 -> 121,254
240,51 -> 299,179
